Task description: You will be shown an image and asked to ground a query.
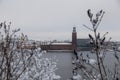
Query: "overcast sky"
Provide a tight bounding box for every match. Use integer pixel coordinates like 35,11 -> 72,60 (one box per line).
0,0 -> 120,41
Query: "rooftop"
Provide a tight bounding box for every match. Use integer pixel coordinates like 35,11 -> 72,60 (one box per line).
51,42 -> 72,45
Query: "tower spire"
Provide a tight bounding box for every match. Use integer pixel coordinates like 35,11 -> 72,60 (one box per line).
73,27 -> 76,33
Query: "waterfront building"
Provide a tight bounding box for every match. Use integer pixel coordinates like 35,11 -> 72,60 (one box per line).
41,27 -> 92,51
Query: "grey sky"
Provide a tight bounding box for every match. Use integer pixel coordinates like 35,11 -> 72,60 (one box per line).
0,0 -> 120,41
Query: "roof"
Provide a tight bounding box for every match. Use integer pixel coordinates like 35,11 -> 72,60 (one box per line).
51,42 -> 72,45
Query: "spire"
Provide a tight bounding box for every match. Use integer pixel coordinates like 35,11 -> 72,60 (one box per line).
73,27 -> 76,33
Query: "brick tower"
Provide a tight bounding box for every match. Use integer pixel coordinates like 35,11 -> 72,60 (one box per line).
72,27 -> 77,50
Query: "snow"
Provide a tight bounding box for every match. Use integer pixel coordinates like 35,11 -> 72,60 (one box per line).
88,59 -> 97,65
53,74 -> 61,79
99,53 -> 103,58
51,42 -> 72,45
42,50 -> 47,53
14,47 -> 60,80
72,74 -> 82,80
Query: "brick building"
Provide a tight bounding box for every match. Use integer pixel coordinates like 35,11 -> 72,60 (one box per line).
41,27 -> 77,51
41,27 -> 92,51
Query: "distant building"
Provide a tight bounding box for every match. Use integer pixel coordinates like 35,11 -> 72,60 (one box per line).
77,39 -> 92,51
41,27 -> 92,51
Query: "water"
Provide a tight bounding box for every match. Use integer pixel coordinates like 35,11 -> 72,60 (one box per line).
43,51 -> 73,80
43,51 -> 120,80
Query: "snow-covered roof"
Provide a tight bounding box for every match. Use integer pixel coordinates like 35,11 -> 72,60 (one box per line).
51,42 -> 72,45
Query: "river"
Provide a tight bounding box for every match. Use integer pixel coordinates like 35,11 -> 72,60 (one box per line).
43,51 -> 120,80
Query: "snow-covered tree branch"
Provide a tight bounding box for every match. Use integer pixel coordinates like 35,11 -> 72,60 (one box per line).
72,10 -> 120,80
0,22 -> 60,80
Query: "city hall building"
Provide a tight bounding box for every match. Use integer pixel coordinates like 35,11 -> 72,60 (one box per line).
41,27 -> 92,51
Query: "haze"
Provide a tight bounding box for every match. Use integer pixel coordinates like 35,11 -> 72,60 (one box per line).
0,0 -> 120,41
